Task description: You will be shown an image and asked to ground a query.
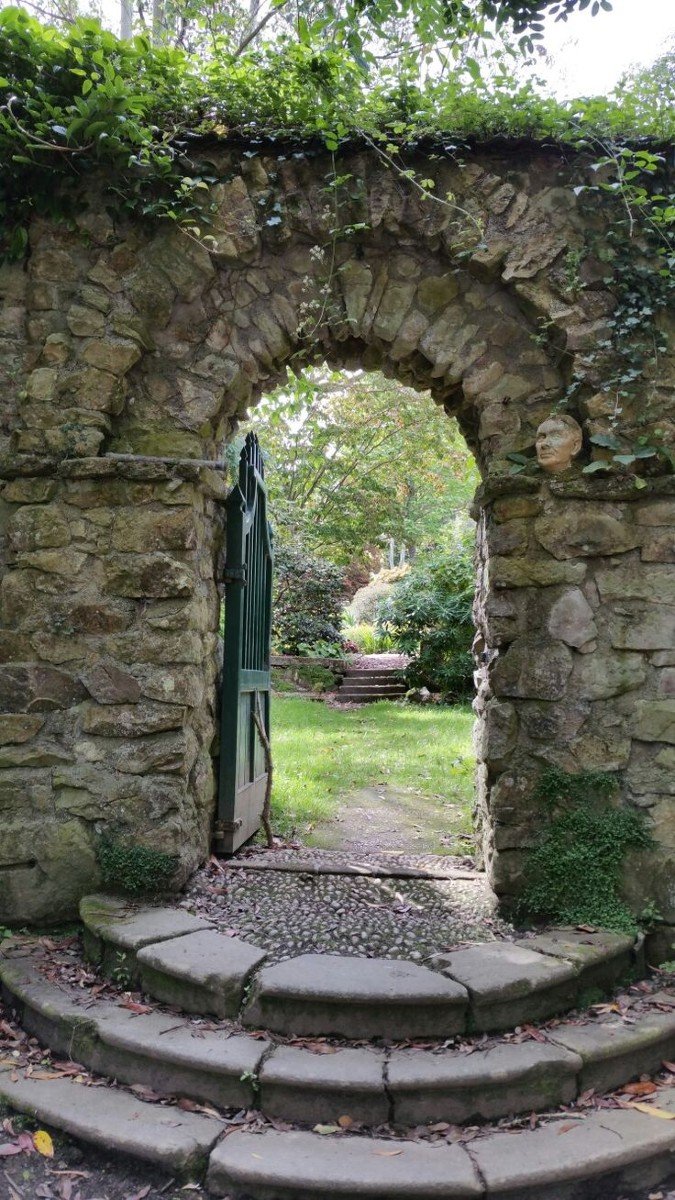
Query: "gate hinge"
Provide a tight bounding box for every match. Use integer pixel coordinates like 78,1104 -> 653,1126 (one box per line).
223,566 -> 247,585
214,818 -> 243,835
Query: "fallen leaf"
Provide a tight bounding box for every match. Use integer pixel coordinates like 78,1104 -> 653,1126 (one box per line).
125,1187 -> 152,1200
623,1102 -> 675,1120
33,1129 -> 55,1157
557,1123 -> 577,1133
0,1143 -> 22,1156
119,1001 -> 154,1015
621,1081 -> 658,1096
662,1061 -> 675,1073
313,1124 -> 341,1135
337,1115 -> 353,1128
374,1148 -> 404,1156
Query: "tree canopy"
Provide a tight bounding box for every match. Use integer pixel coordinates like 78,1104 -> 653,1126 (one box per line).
238,370 -> 478,569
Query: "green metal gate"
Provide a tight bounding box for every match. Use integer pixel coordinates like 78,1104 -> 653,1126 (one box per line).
214,433 -> 273,854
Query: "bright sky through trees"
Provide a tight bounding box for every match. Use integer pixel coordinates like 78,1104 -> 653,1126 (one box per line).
542,0 -> 674,97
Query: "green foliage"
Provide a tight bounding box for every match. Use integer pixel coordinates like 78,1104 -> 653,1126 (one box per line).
0,8 -> 215,255
519,768 -> 652,933
273,542 -> 346,655
97,836 -> 177,896
345,622 -> 394,654
379,528 -> 475,698
1,6 -> 674,266
245,371 -> 477,569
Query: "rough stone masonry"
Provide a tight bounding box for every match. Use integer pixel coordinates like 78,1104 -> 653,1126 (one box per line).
0,141 -> 673,941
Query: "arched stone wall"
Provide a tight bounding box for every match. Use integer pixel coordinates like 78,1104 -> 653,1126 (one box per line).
0,143 -> 673,933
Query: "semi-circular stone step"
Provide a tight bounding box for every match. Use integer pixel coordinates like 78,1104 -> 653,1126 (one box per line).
2,949 -> 674,1130
206,1101 -> 675,1199
79,896 -> 644,1038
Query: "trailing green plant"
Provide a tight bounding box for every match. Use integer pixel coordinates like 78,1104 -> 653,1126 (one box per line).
519,767 -> 652,933
2,6 -> 675,266
97,836 -> 177,896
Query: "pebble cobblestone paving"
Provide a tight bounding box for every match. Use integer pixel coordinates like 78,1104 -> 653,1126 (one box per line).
177,855 -> 513,963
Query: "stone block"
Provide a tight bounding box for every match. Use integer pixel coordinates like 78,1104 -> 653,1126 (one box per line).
81,659 -> 142,704
609,603 -> 675,650
549,1006 -> 675,1093
0,664 -> 86,712
490,556 -> 587,588
260,1045 -> 388,1125
80,894 -> 212,979
633,699 -> 675,744
243,954 -> 468,1039
7,505 -> 70,552
111,508 -> 195,553
0,1071 -> 221,1176
137,929 -> 267,1018
207,1128 -> 482,1198
91,1005 -> 267,1109
535,509 -> 639,560
471,1102 -> 675,1200
434,942 -> 578,1031
515,928 -> 635,994
104,552 -> 195,598
388,1041 -> 581,1125
596,563 -> 675,605
491,638 -> 573,701
80,700 -> 185,737
547,588 -> 597,647
641,530 -> 675,561
571,646 -> 647,699
80,338 -> 141,375
0,714 -> 45,744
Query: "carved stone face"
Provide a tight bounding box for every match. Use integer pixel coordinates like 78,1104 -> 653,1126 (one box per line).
535,416 -> 583,474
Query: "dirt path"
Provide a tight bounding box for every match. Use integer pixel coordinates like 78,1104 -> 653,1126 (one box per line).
306,784 -> 472,856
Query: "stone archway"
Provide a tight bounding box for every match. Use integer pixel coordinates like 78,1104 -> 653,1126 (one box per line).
0,142 -> 673,934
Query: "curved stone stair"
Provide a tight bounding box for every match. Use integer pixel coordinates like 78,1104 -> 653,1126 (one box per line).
79,895 -> 643,1038
336,666 -> 407,703
1,940 -> 672,1195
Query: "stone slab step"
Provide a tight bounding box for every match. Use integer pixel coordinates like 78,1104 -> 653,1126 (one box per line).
4,954 -> 675,1128
336,692 -> 406,704
81,893 -> 214,985
137,928 -> 267,1018
342,671 -> 405,681
206,1096 -> 675,1198
243,954 -> 469,1039
79,899 -> 644,1039
0,1067 -> 222,1178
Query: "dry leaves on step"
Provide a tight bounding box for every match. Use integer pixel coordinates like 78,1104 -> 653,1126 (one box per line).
620,1080 -> 658,1096
621,1101 -> 675,1119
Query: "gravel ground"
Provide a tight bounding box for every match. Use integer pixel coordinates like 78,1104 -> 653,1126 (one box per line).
178,853 -> 513,963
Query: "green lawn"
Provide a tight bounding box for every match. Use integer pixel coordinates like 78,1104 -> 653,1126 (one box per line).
269,695 -> 476,851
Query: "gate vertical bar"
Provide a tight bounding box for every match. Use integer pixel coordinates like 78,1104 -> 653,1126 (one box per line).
214,433 -> 273,854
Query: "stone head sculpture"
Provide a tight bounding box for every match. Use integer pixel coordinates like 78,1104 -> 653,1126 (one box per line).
535,414 -> 583,474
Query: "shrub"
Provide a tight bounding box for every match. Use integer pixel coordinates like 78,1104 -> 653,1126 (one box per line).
346,566 -> 410,624
273,543 -> 345,655
346,622 -> 394,654
378,535 -> 474,698
97,837 -> 177,896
